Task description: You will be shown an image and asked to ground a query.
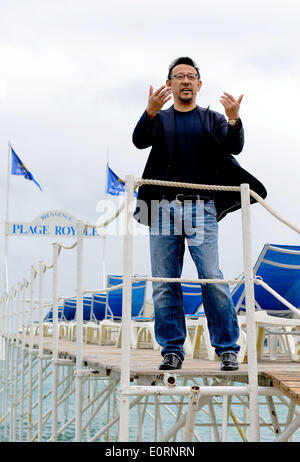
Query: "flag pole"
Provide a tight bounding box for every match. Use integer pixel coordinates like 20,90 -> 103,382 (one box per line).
105,146 -> 109,193
4,141 -> 11,294
101,147 -> 109,288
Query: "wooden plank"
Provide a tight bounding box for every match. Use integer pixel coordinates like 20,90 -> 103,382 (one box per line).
261,371 -> 300,404
288,388 -> 300,393
266,373 -> 300,378
278,382 -> 300,387
16,334 -> 300,385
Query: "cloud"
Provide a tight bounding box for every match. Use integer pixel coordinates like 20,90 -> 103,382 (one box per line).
0,0 -> 299,299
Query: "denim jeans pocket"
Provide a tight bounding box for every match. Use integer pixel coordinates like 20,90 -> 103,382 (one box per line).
204,200 -> 217,217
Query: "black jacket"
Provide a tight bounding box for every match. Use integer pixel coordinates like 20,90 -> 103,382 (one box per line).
132,105 -> 267,225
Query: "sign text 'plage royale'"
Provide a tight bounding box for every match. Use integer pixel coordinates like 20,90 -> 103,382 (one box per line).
6,210 -> 100,238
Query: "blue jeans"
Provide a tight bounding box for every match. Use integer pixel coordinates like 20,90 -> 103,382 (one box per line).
149,199 -> 240,360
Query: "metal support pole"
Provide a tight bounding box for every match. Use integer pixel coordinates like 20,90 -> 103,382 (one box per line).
221,395 -> 229,442
240,183 -> 260,442
9,294 -> 15,441
266,396 -> 281,436
121,384 -> 279,397
3,295 -> 9,439
16,283 -> 21,346
0,298 -> 4,417
183,386 -> 200,441
75,221 -> 84,442
51,243 -> 59,441
12,287 -> 20,441
4,141 -> 11,295
3,327 -> 9,439
275,414 -> 300,442
203,378 -> 220,442
27,265 -> 35,441
119,175 -> 135,442
102,230 -> 107,289
38,261 -> 44,442
19,280 -> 27,441
12,285 -> 21,440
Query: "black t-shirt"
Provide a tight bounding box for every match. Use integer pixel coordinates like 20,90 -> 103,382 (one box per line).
165,108 -> 215,198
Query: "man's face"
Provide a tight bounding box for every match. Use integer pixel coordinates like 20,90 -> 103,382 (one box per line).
166,64 -> 202,104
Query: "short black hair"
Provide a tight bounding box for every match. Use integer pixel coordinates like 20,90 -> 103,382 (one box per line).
168,57 -> 200,80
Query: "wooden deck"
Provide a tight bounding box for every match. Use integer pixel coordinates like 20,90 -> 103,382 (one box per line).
20,335 -> 300,404
261,371 -> 300,405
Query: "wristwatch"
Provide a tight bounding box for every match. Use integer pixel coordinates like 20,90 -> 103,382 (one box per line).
228,119 -> 238,126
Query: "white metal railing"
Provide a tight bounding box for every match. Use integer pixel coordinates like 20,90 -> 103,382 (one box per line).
0,176 -> 299,443
118,176 -> 300,443
0,217 -> 127,442
117,178 -> 262,441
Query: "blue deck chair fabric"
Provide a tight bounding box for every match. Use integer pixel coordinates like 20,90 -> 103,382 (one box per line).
181,282 -> 204,317
83,296 -> 93,320
45,305 -> 75,322
106,275 -> 146,320
62,296 -> 93,321
43,305 -> 65,322
43,300 -> 77,322
62,299 -> 77,321
91,293 -> 107,321
232,243 -> 300,316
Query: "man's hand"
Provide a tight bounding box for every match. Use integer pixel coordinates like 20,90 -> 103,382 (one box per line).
220,92 -> 243,120
146,85 -> 172,120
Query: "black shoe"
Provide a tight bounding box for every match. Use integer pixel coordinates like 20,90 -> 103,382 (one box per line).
220,352 -> 239,371
159,353 -> 183,370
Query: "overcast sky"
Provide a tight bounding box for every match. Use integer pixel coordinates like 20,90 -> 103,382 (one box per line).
0,0 -> 299,302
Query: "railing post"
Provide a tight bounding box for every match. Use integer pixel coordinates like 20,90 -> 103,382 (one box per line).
16,283 -> 22,346
240,183 -> 260,442
102,228 -> 107,289
0,297 -> 3,418
38,261 -> 44,356
38,261 -> 44,442
19,279 -> 27,441
3,291 -> 10,439
51,242 -> 59,441
9,289 -> 15,441
75,221 -> 84,442
27,266 -> 35,441
183,386 -> 200,441
29,266 -> 35,351
0,297 -> 4,422
13,285 -> 21,440
119,175 -> 135,442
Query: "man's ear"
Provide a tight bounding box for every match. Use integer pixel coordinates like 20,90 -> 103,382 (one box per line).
197,80 -> 202,92
166,79 -> 171,88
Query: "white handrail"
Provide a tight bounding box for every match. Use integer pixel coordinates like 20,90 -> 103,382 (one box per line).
135,178 -> 300,234
254,279 -> 300,318
0,175 -> 299,443
118,177 -> 299,443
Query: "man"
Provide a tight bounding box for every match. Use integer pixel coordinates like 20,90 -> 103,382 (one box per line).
132,57 -> 267,371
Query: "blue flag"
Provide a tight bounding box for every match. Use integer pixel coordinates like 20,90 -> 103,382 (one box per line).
11,146 -> 42,191
106,165 -> 137,197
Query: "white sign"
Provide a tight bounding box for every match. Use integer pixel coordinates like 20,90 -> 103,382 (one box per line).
6,210 -> 101,238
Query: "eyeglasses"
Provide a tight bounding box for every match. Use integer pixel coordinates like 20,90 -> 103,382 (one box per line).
171,73 -> 199,81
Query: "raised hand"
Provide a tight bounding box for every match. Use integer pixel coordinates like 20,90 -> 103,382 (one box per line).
146,85 -> 173,120
220,92 -> 243,120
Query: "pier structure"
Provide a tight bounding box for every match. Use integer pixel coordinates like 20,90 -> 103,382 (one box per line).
1,178 -> 300,442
